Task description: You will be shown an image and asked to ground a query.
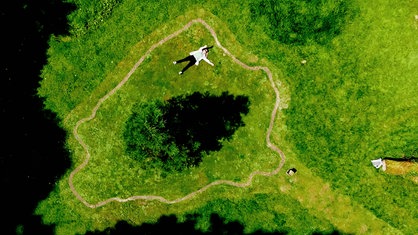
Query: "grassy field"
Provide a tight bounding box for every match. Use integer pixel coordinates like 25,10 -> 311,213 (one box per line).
36,0 -> 417,234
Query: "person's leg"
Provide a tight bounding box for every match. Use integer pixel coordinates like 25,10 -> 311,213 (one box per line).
176,55 -> 194,64
181,60 -> 196,73
180,57 -> 196,74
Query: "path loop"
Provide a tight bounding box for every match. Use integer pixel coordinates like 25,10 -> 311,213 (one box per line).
69,18 -> 286,208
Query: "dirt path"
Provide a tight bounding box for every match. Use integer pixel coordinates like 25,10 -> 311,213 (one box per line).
69,18 -> 286,208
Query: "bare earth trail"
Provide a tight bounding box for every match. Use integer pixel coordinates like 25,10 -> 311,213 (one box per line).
69,18 -> 286,208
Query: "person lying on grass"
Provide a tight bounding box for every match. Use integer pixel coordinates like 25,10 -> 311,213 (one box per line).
173,45 -> 214,75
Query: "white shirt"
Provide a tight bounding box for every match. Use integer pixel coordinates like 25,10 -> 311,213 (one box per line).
190,45 -> 214,66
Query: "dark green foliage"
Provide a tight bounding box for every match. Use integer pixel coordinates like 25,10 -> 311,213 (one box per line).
123,100 -> 177,169
123,91 -> 250,173
250,0 -> 354,45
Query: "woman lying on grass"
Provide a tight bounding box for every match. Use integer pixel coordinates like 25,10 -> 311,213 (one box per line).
173,45 -> 214,74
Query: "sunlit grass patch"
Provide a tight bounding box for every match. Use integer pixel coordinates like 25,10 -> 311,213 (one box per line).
383,159 -> 418,183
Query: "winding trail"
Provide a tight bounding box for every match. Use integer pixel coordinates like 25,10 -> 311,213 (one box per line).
69,18 -> 286,208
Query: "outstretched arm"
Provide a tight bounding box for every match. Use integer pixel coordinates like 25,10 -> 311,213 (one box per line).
190,45 -> 208,56
199,45 -> 208,51
202,57 -> 214,66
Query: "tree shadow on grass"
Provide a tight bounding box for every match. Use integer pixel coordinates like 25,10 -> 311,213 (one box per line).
85,213 -> 347,235
124,91 -> 250,172
2,1 -> 75,234
85,213 -> 283,235
163,91 -> 250,156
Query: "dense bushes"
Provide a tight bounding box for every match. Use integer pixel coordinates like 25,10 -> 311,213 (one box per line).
250,0 -> 354,45
123,91 -> 250,173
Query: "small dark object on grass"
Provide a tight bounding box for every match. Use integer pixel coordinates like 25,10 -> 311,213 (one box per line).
286,168 -> 297,176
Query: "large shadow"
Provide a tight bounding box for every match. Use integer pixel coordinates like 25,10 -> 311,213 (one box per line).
85,213 -> 284,235
383,156 -> 418,162
1,1 -> 75,234
163,91 -> 250,156
85,213 -> 347,235
124,91 -> 250,172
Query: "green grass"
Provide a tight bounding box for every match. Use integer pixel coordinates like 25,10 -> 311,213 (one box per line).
71,25 -> 275,202
36,0 -> 417,234
281,1 -> 418,232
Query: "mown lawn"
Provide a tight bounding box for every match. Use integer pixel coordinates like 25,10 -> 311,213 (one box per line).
36,0 -> 417,234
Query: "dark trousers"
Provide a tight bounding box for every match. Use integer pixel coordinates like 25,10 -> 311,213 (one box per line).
176,55 -> 196,73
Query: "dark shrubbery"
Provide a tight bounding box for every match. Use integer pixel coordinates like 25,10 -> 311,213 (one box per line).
123,91 -> 250,173
250,0 -> 355,45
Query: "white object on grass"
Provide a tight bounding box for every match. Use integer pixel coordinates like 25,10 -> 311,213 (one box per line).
371,158 -> 384,169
